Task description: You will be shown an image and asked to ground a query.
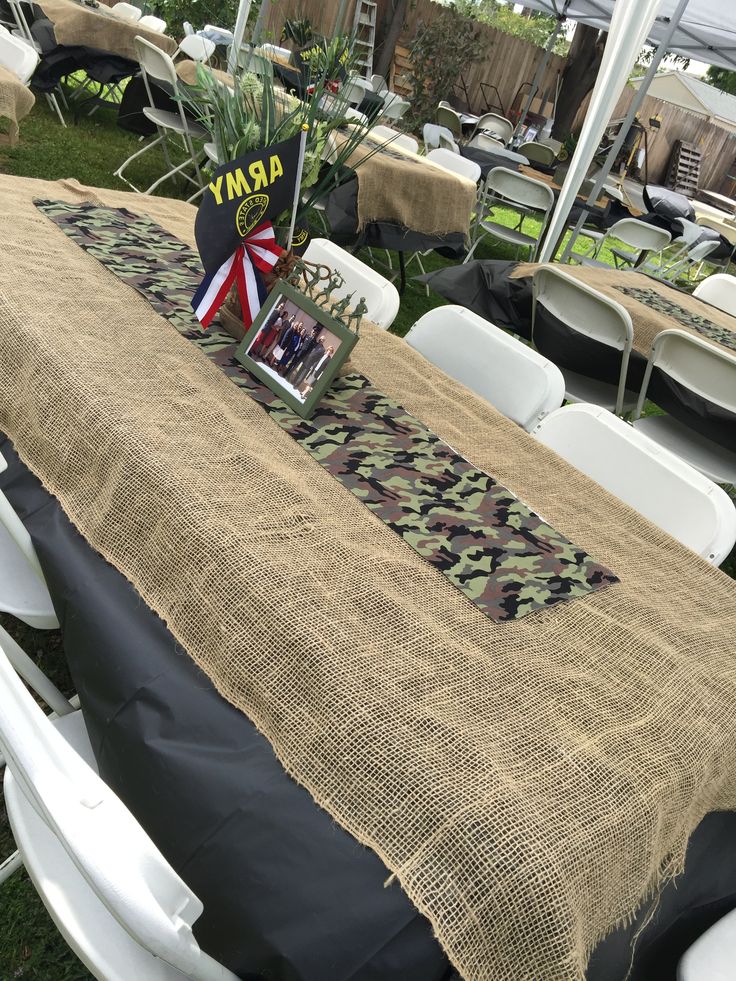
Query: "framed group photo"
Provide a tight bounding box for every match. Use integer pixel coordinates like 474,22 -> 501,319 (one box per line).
235,281 -> 359,418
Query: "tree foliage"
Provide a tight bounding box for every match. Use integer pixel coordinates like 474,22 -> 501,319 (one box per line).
405,5 -> 482,128
705,65 -> 736,95
455,0 -> 569,55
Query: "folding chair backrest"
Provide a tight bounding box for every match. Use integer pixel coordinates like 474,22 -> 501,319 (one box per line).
474,112 -> 513,144
111,2 -> 141,22
382,95 -> 410,121
533,266 -> 633,352
436,104 -> 462,139
138,14 -> 167,33
177,34 -> 215,62
533,403 -> 736,565
0,640 -> 238,981
518,141 -> 555,166
405,306 -> 565,431
606,217 -> 671,254
302,239 -> 400,330
636,329 -> 736,420
371,124 -> 418,155
422,123 -> 458,153
427,147 -> 480,184
342,76 -> 369,106
0,29 -> 37,84
258,42 -> 291,61
485,166 -> 554,214
370,73 -> 387,94
468,132 -> 504,152
693,273 -> 736,317
134,35 -> 177,87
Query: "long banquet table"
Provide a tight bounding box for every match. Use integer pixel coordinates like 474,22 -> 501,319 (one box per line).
36,0 -> 177,60
1,175 -> 736,981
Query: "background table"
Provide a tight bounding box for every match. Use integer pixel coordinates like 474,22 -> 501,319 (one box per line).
37,0 -> 177,60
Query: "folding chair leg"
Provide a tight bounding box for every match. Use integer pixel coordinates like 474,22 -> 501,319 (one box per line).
46,93 -> 66,127
0,624 -> 74,718
0,851 -> 22,885
114,133 -> 167,190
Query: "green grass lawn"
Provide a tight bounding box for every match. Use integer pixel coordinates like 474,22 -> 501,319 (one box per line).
0,96 -> 733,980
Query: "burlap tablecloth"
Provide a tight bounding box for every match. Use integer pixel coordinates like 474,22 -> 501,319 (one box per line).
1,174 -> 736,981
0,66 -> 34,147
343,132 -> 477,238
514,262 -> 736,358
176,60 -> 234,89
38,0 -> 177,60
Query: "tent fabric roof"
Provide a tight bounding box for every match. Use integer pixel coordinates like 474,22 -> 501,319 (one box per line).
520,0 -> 736,71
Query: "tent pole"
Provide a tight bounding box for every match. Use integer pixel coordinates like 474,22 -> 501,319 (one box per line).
229,0 -> 252,74
514,9 -> 567,140
560,0 -> 691,262
250,0 -> 272,47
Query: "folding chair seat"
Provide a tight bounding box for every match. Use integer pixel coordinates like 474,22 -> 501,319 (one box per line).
303,239 -> 400,330
405,306 -> 565,431
532,265 -> 639,416
0,637 -> 240,980
533,404 -> 736,565
465,166 -> 554,263
633,329 -> 736,485
114,36 -> 208,200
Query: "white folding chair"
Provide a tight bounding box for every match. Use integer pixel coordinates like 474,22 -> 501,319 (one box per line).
422,123 -> 458,154
533,404 -> 736,565
0,638 -> 240,981
114,36 -> 208,199
4,2 -> 65,125
678,907 -> 736,980
303,238 -> 400,330
381,94 -> 410,121
693,273 -> 736,317
518,141 -> 556,167
0,25 -> 36,83
577,217 -> 671,269
370,124 -> 418,155
469,111 -> 514,145
342,75 -> 372,107
532,266 -> 638,416
258,42 -> 291,61
370,73 -> 387,95
436,103 -> 463,140
110,2 -> 141,22
405,306 -> 565,432
174,34 -> 215,63
633,329 -> 736,485
138,14 -> 167,33
465,166 -> 554,263
467,131 -> 504,152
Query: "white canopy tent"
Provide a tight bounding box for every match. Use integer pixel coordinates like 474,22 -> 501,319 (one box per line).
517,0 -> 736,260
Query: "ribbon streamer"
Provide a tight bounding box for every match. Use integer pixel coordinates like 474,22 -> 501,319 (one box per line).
192,221 -> 283,330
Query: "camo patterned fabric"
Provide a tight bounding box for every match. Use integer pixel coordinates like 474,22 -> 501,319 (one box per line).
36,198 -> 618,621
615,284 -> 736,353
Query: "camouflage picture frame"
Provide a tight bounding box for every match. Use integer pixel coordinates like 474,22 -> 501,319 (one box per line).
235,280 -> 359,420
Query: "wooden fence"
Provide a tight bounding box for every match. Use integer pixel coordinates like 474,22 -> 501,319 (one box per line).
573,86 -> 736,194
260,0 -> 566,119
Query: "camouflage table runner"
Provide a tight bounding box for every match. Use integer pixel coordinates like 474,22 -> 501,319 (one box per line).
0,66 -> 34,148
36,199 -> 616,622
513,262 -> 736,358
614,284 -> 736,353
38,0 -> 177,60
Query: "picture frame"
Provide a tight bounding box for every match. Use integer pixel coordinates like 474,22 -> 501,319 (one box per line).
234,280 -> 359,419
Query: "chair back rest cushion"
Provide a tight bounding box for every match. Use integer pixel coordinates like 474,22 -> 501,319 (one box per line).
486,166 -> 554,214
693,273 -> 736,317
649,329 -> 736,413
302,239 -> 400,330
0,640 -> 209,977
427,147 -> 480,184
533,266 -> 633,352
533,403 -> 736,564
609,218 -> 671,253
0,30 -> 38,83
405,306 -> 565,431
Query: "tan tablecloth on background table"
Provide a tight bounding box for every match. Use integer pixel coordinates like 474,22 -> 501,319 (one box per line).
345,132 -> 478,238
38,0 -> 177,60
1,175 -> 736,981
514,262 -> 736,357
0,66 -> 34,146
